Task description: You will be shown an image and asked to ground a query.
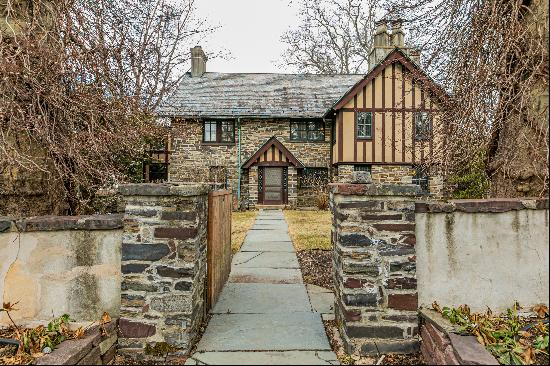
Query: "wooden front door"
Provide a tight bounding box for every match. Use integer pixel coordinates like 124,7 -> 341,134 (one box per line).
262,167 -> 285,205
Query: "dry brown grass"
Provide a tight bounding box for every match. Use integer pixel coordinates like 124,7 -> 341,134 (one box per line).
284,210 -> 332,251
231,211 -> 258,253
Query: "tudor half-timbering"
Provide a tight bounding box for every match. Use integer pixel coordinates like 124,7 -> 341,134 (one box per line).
159,21 -> 447,208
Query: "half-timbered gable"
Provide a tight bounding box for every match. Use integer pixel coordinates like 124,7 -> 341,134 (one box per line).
328,48 -> 446,167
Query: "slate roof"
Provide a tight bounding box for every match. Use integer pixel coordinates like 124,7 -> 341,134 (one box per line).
158,72 -> 364,119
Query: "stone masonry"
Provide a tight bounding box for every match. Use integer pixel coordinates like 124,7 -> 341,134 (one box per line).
170,119 -> 332,207
331,183 -> 421,355
118,183 -> 209,358
419,309 -> 498,365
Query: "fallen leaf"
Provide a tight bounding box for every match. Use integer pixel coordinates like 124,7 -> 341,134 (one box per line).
521,347 -> 534,365
101,312 -> 112,324
533,304 -> 549,318
73,327 -> 85,339
2,302 -> 19,312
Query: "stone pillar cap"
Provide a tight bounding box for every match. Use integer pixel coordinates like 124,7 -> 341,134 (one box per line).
118,183 -> 210,197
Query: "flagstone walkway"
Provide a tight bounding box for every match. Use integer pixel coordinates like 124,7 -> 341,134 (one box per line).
186,209 -> 338,365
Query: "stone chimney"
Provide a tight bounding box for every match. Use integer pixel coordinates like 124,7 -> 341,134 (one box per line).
391,20 -> 405,47
368,19 -> 421,71
190,46 -> 207,77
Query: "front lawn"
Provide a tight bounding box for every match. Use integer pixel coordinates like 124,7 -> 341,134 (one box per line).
283,210 -> 331,251
231,211 -> 258,253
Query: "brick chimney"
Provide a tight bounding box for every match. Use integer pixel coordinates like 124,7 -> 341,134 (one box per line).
190,46 -> 207,77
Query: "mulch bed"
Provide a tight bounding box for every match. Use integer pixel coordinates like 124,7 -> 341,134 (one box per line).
0,328 -> 33,365
296,249 -> 333,290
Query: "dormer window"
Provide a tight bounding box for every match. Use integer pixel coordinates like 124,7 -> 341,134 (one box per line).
203,120 -> 235,143
415,112 -> 432,141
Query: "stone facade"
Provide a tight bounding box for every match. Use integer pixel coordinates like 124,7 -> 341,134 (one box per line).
331,183 -> 421,354
372,165 -> 415,185
118,183 -> 209,358
170,119 -> 332,208
336,164 -> 444,199
170,118 -> 447,207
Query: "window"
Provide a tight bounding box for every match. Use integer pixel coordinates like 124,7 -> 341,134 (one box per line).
290,121 -> 325,142
299,167 -> 329,188
203,120 -> 235,143
357,112 -> 372,139
412,166 -> 429,193
415,112 -> 432,140
354,165 -> 372,173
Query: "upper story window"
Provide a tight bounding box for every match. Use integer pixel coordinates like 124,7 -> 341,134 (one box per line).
203,120 -> 235,143
290,120 -> 325,142
415,112 -> 432,141
357,112 -> 372,139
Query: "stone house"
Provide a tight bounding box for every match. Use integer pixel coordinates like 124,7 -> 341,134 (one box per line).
159,21 -> 447,208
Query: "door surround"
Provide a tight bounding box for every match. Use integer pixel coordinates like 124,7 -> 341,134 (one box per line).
259,166 -> 288,205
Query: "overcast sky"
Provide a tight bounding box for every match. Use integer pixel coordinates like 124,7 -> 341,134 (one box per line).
194,0 -> 300,73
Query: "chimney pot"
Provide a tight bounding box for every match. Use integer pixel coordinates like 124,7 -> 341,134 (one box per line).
191,46 -> 207,77
391,20 -> 405,47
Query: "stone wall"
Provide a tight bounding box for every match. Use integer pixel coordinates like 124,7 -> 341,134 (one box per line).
419,309 -> 498,365
117,183 -> 209,358
0,215 -> 122,326
416,198 -> 549,312
331,183 -> 421,354
35,321 -> 119,365
170,118 -> 332,206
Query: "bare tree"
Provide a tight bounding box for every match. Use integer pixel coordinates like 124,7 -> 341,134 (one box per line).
0,0 -> 218,215
281,0 -> 380,73
384,0 -> 549,197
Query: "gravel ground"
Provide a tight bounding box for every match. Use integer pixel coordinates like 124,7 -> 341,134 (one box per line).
296,249 -> 333,290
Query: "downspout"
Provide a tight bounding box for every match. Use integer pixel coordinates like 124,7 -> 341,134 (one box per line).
237,117 -> 242,205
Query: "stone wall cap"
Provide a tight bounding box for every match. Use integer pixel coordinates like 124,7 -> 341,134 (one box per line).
418,308 -> 457,334
5,214 -> 124,232
419,309 -> 499,365
416,197 -> 549,213
118,183 -> 210,197
330,183 -> 421,196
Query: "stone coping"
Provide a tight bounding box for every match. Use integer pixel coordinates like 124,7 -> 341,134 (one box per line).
419,309 -> 498,365
329,183 -> 421,196
0,214 -> 123,233
415,197 -> 549,213
34,320 -> 118,365
118,183 -> 210,197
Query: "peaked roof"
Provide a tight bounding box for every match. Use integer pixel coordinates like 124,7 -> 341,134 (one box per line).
242,136 -> 304,168
158,73 -> 364,119
327,48 -> 449,116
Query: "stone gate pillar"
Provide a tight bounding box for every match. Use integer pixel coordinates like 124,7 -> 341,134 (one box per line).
118,183 -> 209,359
331,183 -> 420,355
